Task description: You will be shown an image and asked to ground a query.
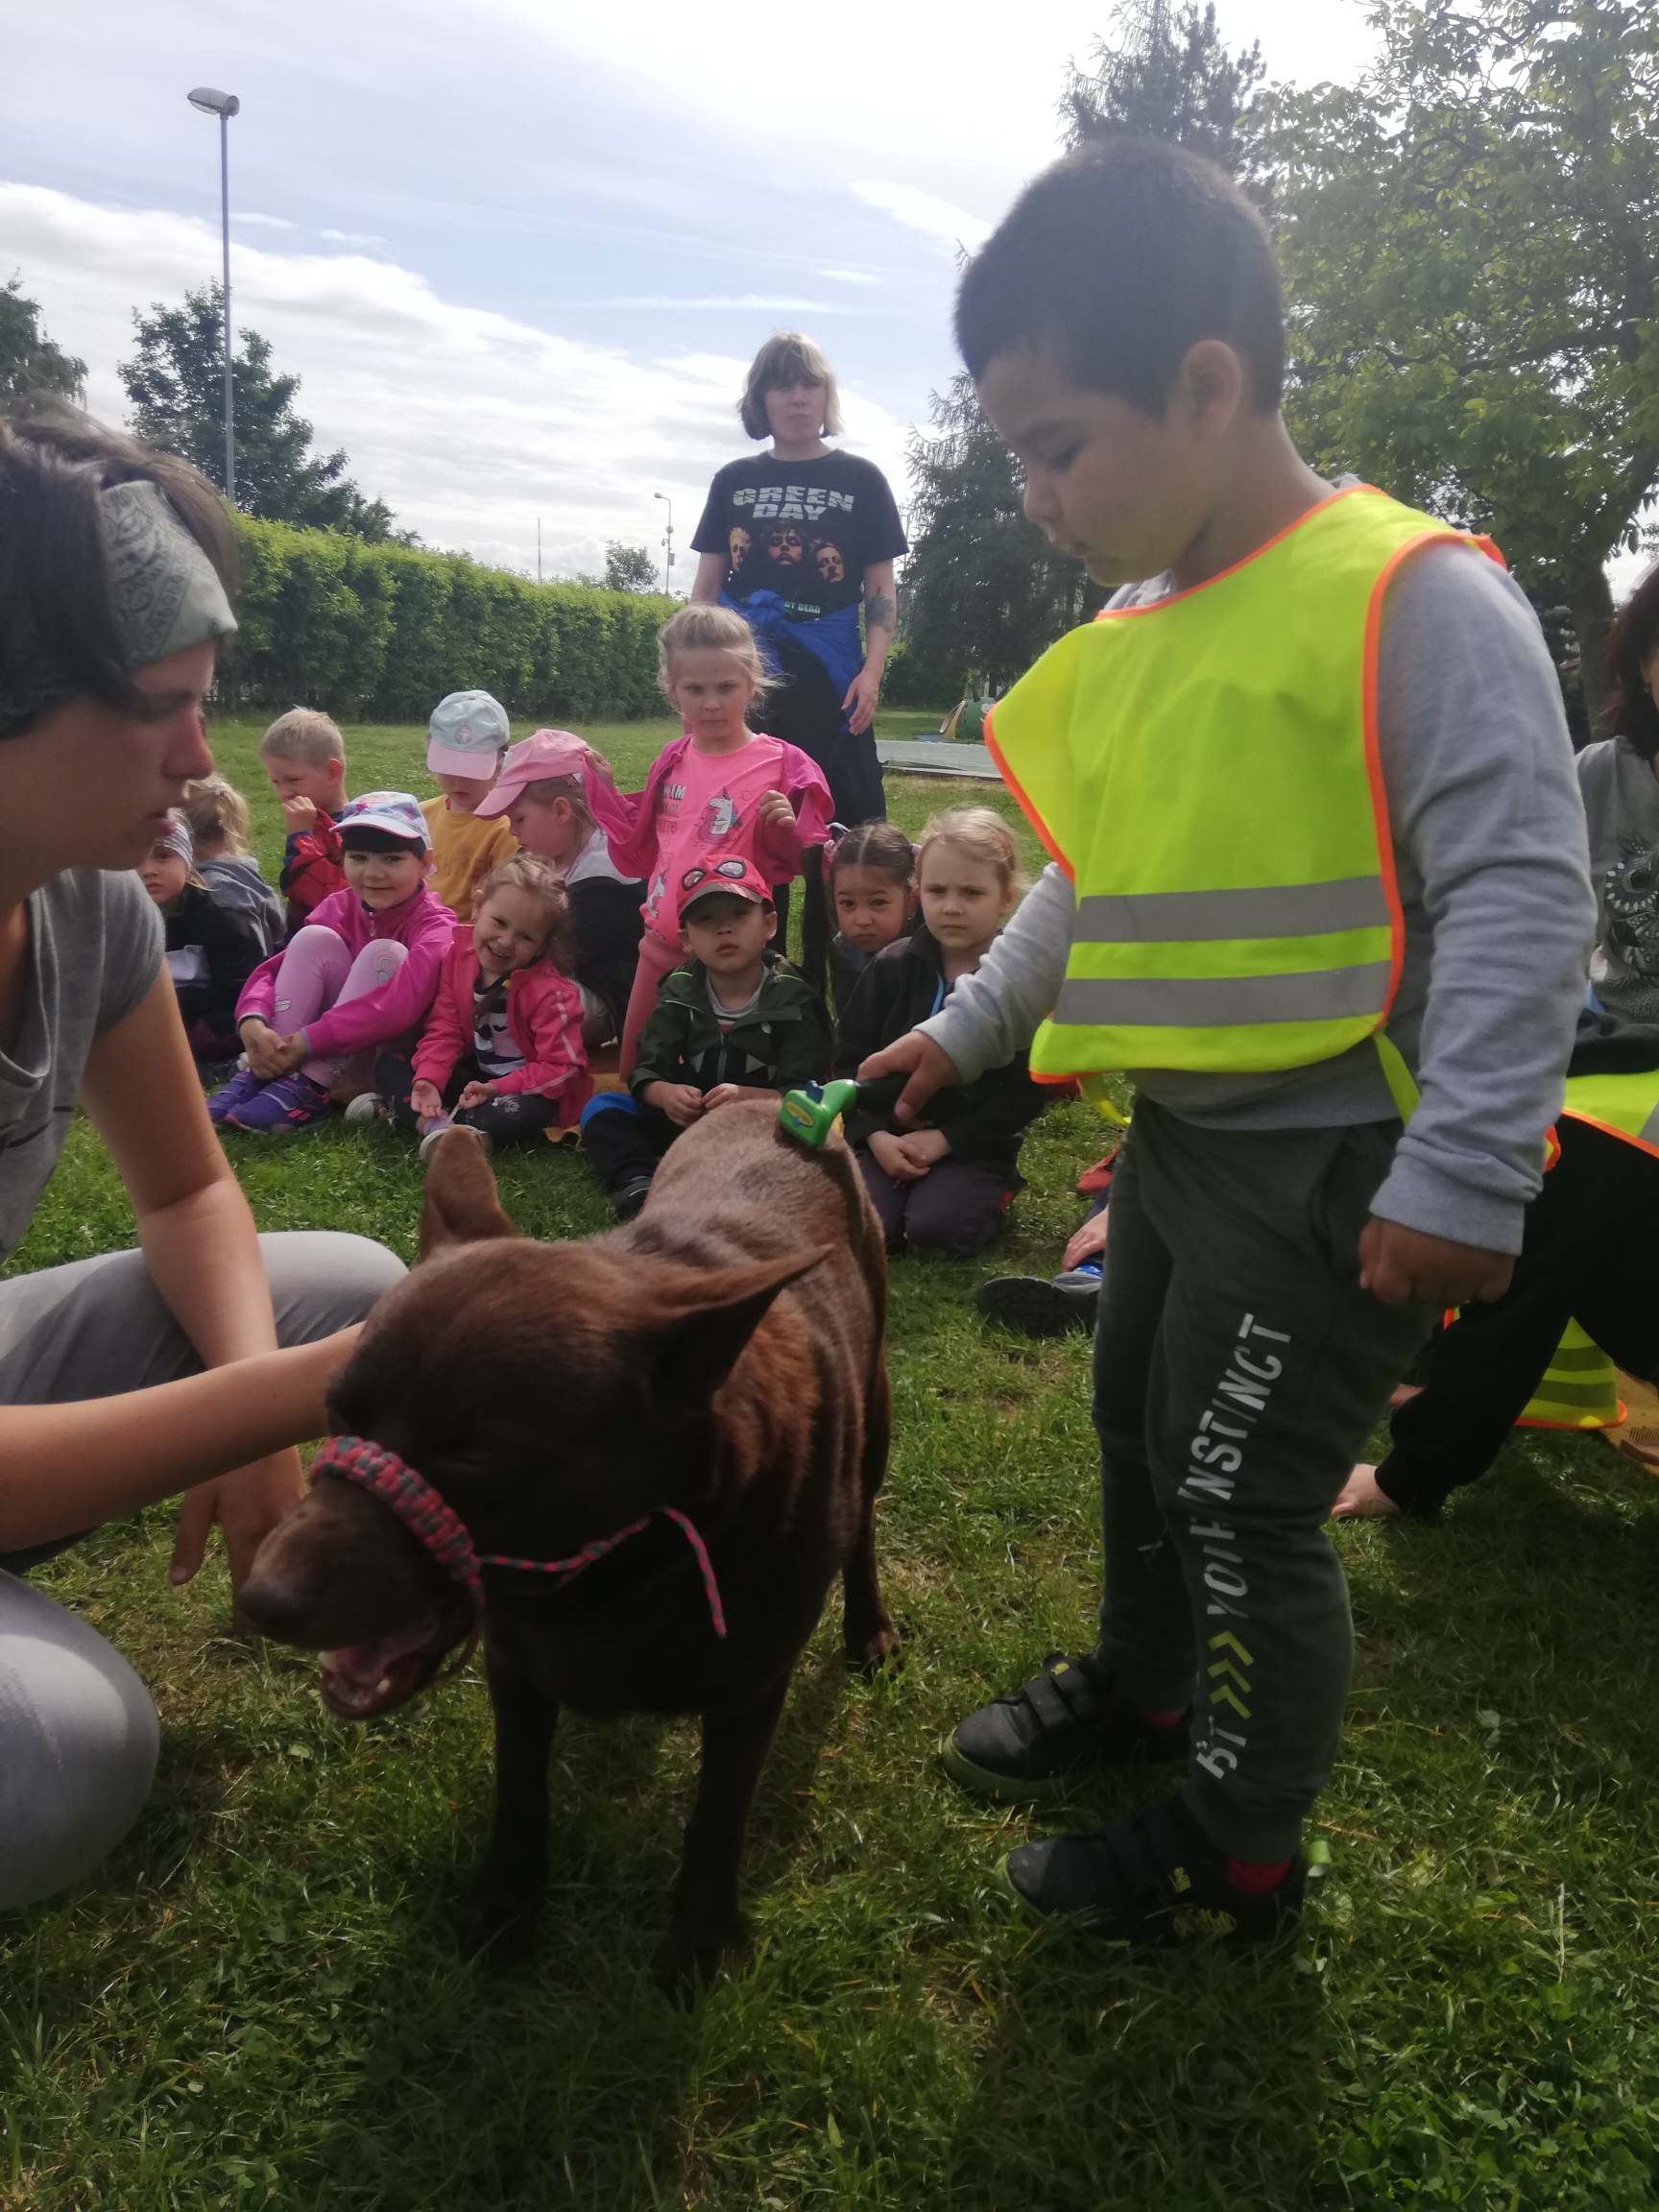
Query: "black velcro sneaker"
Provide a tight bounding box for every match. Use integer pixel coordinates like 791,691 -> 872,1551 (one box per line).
942,1649 -> 1190,1804
1001,1791 -> 1306,1947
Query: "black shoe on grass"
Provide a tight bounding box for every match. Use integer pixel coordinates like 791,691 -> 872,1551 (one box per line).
1002,1791 -> 1305,1946
612,1174 -> 654,1221
975,1273 -> 1097,1337
942,1650 -> 1190,1804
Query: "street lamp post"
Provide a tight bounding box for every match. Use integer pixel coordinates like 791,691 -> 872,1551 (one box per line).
187,86 -> 240,504
655,492 -> 674,596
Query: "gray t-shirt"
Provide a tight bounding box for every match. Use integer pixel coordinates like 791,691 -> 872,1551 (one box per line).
0,870 -> 163,1260
923,537 -> 1595,1256
1575,737 -> 1659,1022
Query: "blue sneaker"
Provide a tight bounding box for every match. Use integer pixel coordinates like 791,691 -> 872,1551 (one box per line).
226,1070 -> 332,1135
206,1065 -> 263,1125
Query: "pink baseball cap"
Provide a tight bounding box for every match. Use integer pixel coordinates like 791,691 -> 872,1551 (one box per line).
473,730 -> 589,819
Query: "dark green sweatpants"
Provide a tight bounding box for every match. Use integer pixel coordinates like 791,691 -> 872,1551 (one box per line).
1092,1100 -> 1433,1862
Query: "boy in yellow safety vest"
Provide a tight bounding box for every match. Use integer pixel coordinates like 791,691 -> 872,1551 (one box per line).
862,137 -> 1597,1945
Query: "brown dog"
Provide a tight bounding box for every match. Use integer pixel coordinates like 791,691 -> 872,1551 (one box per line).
241,1108 -> 898,1985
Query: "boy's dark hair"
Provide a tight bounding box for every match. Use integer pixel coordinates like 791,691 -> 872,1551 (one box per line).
1603,563 -> 1659,763
341,828 -> 425,857
0,396 -> 235,738
955,138 -> 1285,417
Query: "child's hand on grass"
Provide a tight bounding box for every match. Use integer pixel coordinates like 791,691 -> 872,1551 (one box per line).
456,1081 -> 495,1110
1358,1218 -> 1513,1308
280,796 -> 319,833
409,1079 -> 445,1119
1063,1208 -> 1109,1271
643,1081 -> 706,1128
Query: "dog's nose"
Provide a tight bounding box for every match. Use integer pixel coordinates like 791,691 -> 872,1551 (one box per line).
238,1572 -> 323,1643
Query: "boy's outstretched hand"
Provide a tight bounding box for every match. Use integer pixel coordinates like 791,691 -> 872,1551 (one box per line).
1358,1219 -> 1513,1309
857,1031 -> 959,1122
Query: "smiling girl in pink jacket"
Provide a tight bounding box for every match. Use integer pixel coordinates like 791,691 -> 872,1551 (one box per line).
377,852 -> 591,1156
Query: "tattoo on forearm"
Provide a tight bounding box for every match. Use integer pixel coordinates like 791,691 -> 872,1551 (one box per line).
865,591 -> 896,637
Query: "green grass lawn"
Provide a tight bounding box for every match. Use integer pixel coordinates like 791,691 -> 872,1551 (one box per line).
3,720 -> 1659,2207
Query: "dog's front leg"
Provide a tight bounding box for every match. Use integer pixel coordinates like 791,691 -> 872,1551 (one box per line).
659,1676 -> 790,1995
454,1639 -> 560,1962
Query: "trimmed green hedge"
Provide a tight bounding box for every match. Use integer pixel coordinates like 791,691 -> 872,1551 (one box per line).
228,518 -> 673,722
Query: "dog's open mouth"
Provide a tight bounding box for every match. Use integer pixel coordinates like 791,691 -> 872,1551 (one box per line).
319,1600 -> 475,1719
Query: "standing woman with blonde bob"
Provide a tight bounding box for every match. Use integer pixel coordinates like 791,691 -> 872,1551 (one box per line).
689,332 -> 907,831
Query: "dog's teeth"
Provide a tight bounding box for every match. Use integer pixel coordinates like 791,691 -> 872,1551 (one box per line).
375,1677 -> 391,1696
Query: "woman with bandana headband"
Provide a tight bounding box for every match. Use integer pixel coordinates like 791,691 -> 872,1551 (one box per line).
0,398 -> 406,1910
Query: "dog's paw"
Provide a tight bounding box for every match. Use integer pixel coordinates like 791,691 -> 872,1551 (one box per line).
654,1915 -> 746,2001
452,1881 -> 541,1963
845,1623 -> 902,1675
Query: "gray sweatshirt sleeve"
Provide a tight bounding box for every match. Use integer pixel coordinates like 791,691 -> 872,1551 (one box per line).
1365,544 -> 1593,1250
920,859 -> 1073,1080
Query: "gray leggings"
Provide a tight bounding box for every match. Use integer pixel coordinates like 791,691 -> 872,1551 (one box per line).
0,1231 -> 405,1911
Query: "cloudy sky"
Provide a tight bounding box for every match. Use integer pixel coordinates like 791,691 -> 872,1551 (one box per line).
3,0 -> 1378,582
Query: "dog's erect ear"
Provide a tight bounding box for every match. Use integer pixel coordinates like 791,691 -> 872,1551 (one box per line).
417,1128 -> 517,1261
639,1246 -> 830,1408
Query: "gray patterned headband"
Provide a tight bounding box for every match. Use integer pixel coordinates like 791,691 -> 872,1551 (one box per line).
101,479 -> 237,671
0,477 -> 236,736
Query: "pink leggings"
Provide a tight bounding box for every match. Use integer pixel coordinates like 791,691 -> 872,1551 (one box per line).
618,930 -> 685,1078
273,926 -> 409,1091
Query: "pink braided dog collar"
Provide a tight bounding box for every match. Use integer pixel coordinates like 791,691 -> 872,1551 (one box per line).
310,1435 -> 727,1639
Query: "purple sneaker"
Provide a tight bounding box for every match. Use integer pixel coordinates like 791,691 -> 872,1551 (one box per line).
226,1071 -> 333,1135
206,1065 -> 263,1125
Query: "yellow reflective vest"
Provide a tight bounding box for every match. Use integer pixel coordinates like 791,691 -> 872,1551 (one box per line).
1558,1070 -> 1659,1163
985,486 -> 1503,1080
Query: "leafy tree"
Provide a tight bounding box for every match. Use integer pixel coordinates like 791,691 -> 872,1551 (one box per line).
604,541 -> 660,593
0,276 -> 85,401
1062,0 -> 1266,185
120,285 -> 398,541
898,373 -> 1104,701
898,0 -> 1263,701
1271,0 -> 1659,722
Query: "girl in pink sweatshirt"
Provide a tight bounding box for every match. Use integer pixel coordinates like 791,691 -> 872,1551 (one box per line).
209,792 -> 455,1136
378,852 -> 591,1156
587,602 -> 833,1073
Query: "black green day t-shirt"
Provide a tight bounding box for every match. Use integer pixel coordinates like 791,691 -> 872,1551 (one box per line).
691,451 -> 908,623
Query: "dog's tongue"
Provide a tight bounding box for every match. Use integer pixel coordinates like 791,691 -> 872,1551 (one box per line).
319,1622 -> 447,1719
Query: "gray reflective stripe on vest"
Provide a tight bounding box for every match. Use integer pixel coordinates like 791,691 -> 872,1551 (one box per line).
1072,877 -> 1389,944
1050,961 -> 1393,1028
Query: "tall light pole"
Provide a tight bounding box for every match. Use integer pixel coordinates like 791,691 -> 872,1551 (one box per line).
655,492 -> 674,596
187,86 -> 240,504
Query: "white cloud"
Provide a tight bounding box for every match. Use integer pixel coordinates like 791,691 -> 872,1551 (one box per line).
231,212 -> 296,231
852,182 -> 995,258
820,269 -> 882,287
1,182 -> 914,580
585,296 -> 849,313
319,228 -> 387,247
